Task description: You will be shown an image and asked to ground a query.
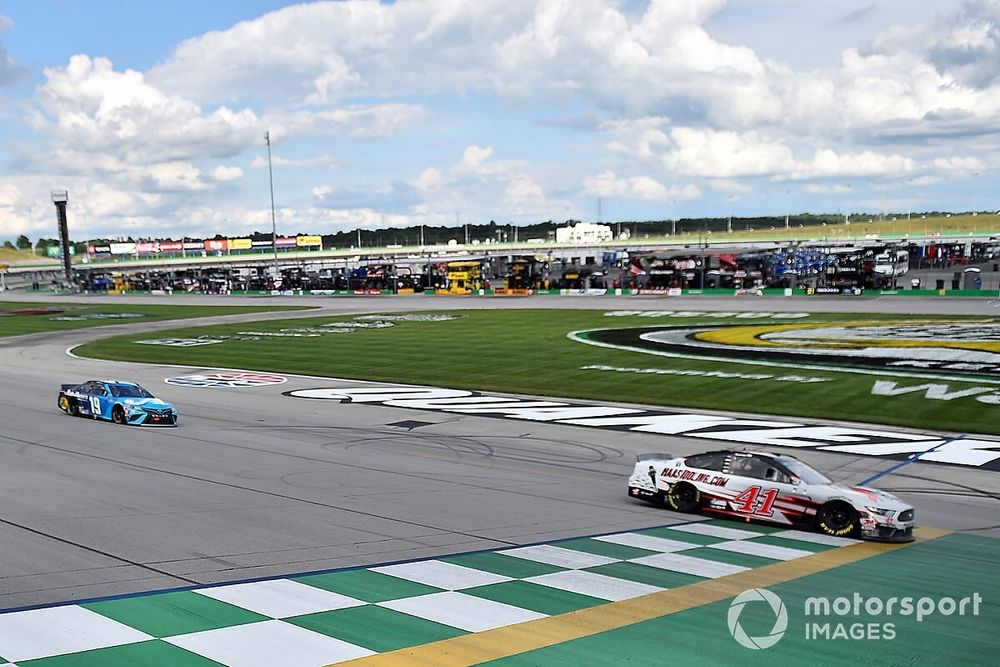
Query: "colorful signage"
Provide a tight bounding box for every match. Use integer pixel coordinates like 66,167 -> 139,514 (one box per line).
109,242 -> 136,255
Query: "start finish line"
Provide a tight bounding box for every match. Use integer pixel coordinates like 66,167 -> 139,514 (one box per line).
284,384 -> 1000,470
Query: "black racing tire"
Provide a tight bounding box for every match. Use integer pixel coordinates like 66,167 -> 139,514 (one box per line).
666,482 -> 701,513
816,502 -> 860,538
111,405 -> 127,425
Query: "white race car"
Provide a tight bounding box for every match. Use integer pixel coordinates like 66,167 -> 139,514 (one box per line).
628,450 -> 914,542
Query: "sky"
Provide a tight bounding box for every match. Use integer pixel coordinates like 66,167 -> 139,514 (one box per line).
0,0 -> 997,242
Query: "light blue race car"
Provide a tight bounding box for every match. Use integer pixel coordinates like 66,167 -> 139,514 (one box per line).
58,380 -> 178,426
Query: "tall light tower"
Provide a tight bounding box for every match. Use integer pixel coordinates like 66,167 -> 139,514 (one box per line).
51,190 -> 71,282
265,131 -> 279,282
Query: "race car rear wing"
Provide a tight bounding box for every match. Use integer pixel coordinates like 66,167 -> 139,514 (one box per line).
636,452 -> 673,461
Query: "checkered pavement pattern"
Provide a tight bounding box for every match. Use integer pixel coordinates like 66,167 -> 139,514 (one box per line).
0,520 -> 856,666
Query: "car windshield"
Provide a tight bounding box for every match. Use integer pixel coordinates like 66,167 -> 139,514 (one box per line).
109,384 -> 153,398
774,457 -> 832,485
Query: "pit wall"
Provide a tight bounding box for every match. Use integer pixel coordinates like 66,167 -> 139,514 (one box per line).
26,287 -> 995,298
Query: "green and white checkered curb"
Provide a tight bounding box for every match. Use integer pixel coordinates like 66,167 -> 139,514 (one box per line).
0,520 -> 855,666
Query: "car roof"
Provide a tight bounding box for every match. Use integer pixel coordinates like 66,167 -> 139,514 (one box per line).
96,380 -> 141,386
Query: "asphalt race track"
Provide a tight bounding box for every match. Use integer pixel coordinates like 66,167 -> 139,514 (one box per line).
1,294 -> 998,611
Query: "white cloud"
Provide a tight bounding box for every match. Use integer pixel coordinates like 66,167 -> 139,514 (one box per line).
805,184 -> 854,195
664,128 -> 794,178
250,154 -> 338,169
137,162 -> 208,192
602,116 -> 671,160
0,15 -> 27,86
0,183 -> 37,236
662,127 -> 916,180
210,165 -> 243,182
265,103 -> 425,141
583,170 -> 700,201
33,55 -> 259,166
457,145 -> 496,173
505,175 -> 544,202
794,148 -> 915,179
312,185 -> 333,199
414,167 -> 443,191
148,1 -> 531,104
933,156 -> 982,173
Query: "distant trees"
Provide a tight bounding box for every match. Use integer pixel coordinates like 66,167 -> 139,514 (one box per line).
15,235 -> 31,250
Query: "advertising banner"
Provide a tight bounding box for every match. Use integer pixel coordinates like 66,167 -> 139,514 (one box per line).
252,239 -> 274,248
159,241 -> 183,252
807,287 -> 863,296
276,236 -> 297,247
633,288 -> 682,296
135,242 -> 158,253
227,238 -> 253,250
297,235 -> 322,247
88,245 -> 111,254
110,242 -> 136,255
204,239 -> 228,252
46,245 -> 76,258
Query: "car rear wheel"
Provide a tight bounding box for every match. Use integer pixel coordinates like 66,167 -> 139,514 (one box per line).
59,395 -> 78,416
111,405 -> 127,425
666,482 -> 701,513
816,502 -> 859,538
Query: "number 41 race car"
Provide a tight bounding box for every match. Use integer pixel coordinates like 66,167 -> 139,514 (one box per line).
628,450 -> 914,542
58,380 -> 178,426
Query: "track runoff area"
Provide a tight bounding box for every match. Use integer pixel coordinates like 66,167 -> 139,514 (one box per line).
0,298 -> 996,665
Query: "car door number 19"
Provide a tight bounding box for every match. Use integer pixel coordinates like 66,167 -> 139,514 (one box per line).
732,486 -> 779,516
90,396 -> 101,414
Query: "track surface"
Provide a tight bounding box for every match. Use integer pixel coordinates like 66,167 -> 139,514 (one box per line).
1,294 -> 997,610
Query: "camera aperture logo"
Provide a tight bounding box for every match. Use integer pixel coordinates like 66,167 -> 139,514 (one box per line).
728,588 -> 788,649
729,589 -> 984,648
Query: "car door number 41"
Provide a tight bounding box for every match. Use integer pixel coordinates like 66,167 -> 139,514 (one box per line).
733,486 -> 779,516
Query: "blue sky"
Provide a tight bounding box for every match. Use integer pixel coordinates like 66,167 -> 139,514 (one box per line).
0,0 -> 995,241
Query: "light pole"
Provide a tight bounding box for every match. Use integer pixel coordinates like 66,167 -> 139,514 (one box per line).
265,131 -> 279,283
51,190 -> 71,283
785,188 -> 791,230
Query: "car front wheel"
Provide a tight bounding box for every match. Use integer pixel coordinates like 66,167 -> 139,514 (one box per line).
816,502 -> 859,538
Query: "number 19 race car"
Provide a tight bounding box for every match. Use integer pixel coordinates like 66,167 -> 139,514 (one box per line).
628,450 -> 914,542
58,380 -> 178,426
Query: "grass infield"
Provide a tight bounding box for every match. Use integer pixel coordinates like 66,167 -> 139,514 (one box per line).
0,301 -> 310,337
74,308 -> 998,436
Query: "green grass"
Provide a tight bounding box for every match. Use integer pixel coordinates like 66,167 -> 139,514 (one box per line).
0,247 -> 40,262
73,308 -> 1000,435
0,301 -> 310,337
684,212 -> 1000,243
